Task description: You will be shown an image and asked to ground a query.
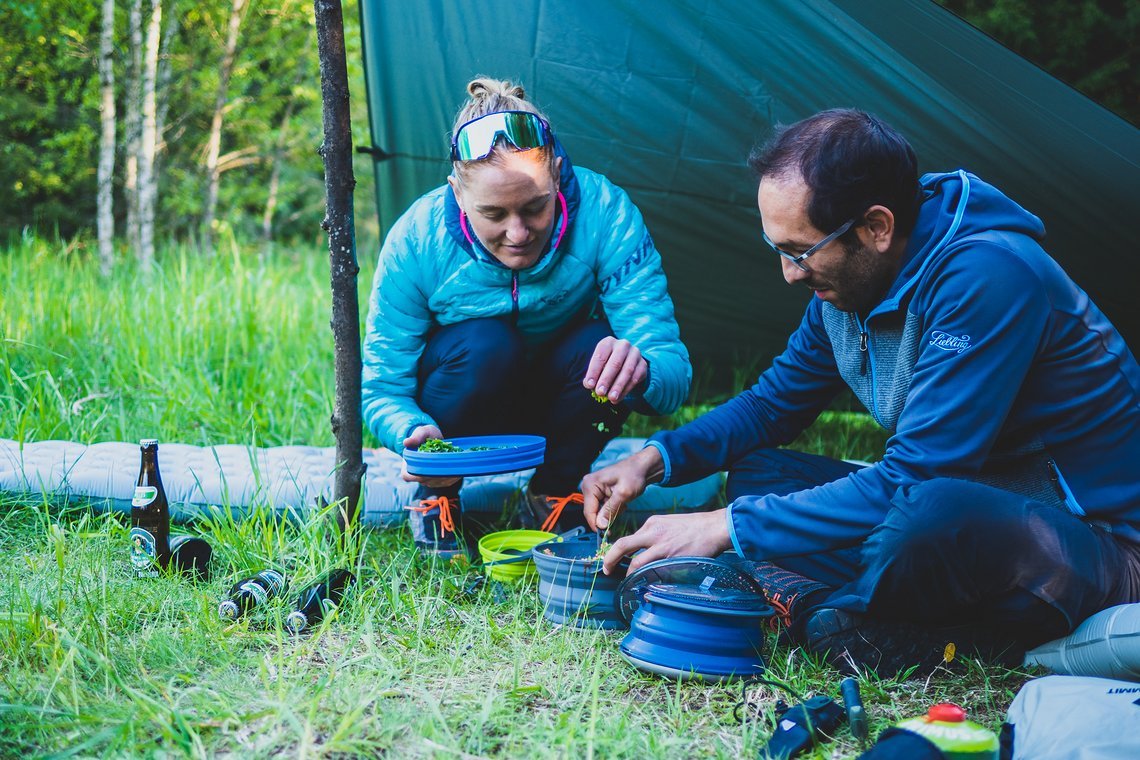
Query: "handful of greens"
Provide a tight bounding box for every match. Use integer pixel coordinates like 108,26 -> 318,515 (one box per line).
417,438 -> 460,453
418,438 -> 497,453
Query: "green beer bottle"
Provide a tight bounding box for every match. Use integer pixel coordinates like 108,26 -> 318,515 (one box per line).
129,439 -> 171,578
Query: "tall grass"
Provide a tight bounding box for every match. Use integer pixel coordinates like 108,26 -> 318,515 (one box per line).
2,232 -> 354,447
0,237 -> 1028,758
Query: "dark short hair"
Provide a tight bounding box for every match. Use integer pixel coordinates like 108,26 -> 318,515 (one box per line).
748,109 -> 921,237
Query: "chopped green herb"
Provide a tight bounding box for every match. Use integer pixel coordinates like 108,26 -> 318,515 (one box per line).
418,438 -> 460,453
418,438 -> 500,453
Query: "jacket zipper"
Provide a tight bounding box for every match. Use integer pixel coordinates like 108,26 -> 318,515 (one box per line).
859,328 -> 869,375
511,271 -> 520,325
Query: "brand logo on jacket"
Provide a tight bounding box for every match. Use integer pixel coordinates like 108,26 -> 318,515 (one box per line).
929,331 -> 971,353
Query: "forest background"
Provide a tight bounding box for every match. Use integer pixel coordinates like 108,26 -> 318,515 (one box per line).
2,0 -> 1136,269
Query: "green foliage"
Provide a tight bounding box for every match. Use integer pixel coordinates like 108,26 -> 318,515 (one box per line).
937,0 -> 1139,125
0,1 -> 101,235
0,0 -> 378,247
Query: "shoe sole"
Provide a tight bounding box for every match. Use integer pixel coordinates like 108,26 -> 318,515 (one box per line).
805,608 -> 963,678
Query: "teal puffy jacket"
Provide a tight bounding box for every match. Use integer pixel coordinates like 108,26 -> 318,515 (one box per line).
362,151 -> 691,451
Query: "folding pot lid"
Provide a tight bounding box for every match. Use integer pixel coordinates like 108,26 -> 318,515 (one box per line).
403,435 -> 545,477
643,583 -> 772,615
614,555 -> 763,624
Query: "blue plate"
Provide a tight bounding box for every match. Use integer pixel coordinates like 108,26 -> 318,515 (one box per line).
403,435 -> 545,477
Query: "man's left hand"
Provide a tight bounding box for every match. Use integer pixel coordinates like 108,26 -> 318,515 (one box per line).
602,508 -> 732,575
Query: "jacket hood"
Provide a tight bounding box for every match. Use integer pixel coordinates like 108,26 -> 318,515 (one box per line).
442,139 -> 582,269
878,170 -> 1046,311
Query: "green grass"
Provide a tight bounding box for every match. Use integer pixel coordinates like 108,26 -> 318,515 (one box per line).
1,237 -> 1033,757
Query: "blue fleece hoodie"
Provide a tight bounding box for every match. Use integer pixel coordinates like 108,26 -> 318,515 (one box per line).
362,146 -> 691,452
650,171 -> 1140,559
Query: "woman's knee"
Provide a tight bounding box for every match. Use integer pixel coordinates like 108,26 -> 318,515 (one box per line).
425,318 -> 525,383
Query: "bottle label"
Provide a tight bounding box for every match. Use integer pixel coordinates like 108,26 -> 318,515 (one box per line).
260,570 -> 285,595
132,486 -> 158,507
130,527 -> 159,577
239,581 -> 269,605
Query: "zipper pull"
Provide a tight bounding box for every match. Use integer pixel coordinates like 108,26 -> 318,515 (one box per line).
859,331 -> 868,374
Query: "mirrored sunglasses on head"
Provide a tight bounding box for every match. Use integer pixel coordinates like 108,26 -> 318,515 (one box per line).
451,110 -> 553,162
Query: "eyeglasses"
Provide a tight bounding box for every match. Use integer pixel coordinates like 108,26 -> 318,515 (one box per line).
450,111 -> 554,162
762,218 -> 856,272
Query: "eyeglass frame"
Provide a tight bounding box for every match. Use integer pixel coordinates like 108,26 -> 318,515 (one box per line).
762,218 -> 857,272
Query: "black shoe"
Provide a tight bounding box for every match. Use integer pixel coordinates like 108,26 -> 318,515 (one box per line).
520,489 -> 586,533
729,559 -> 829,637
407,493 -> 466,561
804,607 -> 1022,678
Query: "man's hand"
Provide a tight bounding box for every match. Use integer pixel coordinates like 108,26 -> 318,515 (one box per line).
401,424 -> 461,488
582,446 -> 665,531
584,336 -> 647,403
601,509 -> 732,576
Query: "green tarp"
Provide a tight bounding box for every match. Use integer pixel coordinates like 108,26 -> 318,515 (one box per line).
357,0 -> 1138,393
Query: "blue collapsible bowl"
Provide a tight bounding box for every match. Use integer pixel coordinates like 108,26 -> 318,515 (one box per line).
532,531 -> 628,630
620,583 -> 773,681
403,435 -> 545,477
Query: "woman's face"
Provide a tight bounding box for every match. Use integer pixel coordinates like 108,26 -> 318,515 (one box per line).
449,151 -> 561,271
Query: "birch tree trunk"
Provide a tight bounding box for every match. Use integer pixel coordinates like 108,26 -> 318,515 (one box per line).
261,41 -> 311,253
125,0 -> 143,256
97,0 -> 116,275
201,0 -> 248,256
312,0 -> 364,541
154,8 -> 179,164
137,0 -> 162,269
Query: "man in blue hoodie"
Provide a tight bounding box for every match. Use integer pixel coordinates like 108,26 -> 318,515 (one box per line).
582,109 -> 1140,676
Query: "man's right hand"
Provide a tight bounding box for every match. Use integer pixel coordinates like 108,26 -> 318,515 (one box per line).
581,445 -> 666,531
401,424 -> 461,488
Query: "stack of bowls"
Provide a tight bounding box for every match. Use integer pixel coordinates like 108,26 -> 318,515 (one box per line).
619,583 -> 773,681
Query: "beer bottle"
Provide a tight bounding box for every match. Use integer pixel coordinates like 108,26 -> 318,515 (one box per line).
130,438 -> 171,579
218,569 -> 288,620
285,569 -> 355,633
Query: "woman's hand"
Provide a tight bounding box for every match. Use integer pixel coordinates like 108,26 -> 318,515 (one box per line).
584,336 -> 647,403
400,424 -> 461,488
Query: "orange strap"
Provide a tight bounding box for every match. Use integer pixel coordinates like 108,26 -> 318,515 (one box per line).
406,496 -> 457,538
540,493 -> 584,533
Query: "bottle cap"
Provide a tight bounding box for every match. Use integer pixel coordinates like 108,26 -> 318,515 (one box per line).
927,703 -> 967,723
284,611 -> 309,633
140,438 -> 159,446
218,600 -> 239,619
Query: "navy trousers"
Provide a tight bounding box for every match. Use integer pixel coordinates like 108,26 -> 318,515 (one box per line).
726,448 -> 1140,642
417,317 -> 631,496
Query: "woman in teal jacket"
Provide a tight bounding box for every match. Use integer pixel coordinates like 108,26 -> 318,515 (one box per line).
361,77 -> 691,557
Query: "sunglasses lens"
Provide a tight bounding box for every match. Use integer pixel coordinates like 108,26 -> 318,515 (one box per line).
453,112 -> 550,161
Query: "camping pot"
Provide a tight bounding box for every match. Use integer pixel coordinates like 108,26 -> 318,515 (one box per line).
531,531 -> 627,629
620,583 -> 772,681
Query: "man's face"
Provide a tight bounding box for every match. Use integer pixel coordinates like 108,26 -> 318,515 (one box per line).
758,175 -> 895,315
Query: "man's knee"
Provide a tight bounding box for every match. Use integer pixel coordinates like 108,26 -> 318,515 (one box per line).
876,478 -> 1026,557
